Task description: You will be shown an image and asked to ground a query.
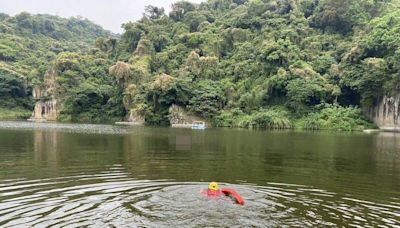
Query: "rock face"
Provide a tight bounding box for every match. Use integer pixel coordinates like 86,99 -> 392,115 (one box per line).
127,109 -> 145,125
29,99 -> 58,122
28,69 -> 59,122
365,96 -> 400,131
169,104 -> 207,127
32,85 -> 42,99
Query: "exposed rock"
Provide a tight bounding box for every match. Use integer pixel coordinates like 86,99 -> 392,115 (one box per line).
168,104 -> 207,127
32,85 -> 42,100
28,68 -> 59,122
122,84 -> 138,110
44,68 -> 56,95
115,108 -> 145,126
28,99 -> 58,122
365,95 -> 400,131
127,109 -> 145,125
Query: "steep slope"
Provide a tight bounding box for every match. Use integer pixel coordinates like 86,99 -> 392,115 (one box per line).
106,0 -> 398,130
0,12 -> 112,119
1,0 -> 399,130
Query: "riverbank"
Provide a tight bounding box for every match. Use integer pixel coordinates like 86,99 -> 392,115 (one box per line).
0,107 -> 32,120
213,105 -> 377,132
0,104 -> 377,132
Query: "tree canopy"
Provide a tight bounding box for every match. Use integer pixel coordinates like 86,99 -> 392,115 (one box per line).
0,0 -> 398,130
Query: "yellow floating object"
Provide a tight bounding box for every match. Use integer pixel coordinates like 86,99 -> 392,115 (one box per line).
208,182 -> 219,191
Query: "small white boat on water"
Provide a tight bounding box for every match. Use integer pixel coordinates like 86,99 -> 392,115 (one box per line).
191,121 -> 206,130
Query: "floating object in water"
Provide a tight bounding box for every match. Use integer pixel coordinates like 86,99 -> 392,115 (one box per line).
221,188 -> 245,205
209,181 -> 219,191
202,182 -> 245,205
363,129 -> 380,133
192,121 -> 206,130
202,182 -> 223,197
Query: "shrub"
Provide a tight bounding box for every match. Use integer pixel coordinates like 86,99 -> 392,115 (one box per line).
296,104 -> 374,131
213,107 -> 293,129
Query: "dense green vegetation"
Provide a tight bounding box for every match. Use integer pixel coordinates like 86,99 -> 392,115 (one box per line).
0,12 -> 114,120
1,0 -> 399,130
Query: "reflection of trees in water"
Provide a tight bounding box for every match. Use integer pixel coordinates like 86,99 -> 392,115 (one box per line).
369,132 -> 400,193
121,128 -> 285,183
0,130 -> 35,175
374,132 -> 400,170
374,132 -> 400,153
33,130 -> 124,174
34,130 -> 60,169
122,128 -> 213,180
122,129 -> 196,180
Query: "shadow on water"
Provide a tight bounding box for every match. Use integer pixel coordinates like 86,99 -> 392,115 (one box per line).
0,122 -> 399,227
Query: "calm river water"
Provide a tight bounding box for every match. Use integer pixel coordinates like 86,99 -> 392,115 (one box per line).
0,121 -> 399,227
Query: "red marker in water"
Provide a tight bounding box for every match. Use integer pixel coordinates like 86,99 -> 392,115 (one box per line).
201,182 -> 245,205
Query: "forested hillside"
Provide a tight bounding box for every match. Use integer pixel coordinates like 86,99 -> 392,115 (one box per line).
0,12 -> 111,119
1,0 -> 399,130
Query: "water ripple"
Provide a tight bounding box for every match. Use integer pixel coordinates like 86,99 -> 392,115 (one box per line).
0,168 -> 398,227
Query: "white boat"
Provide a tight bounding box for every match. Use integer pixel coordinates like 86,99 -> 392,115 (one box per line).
191,121 -> 206,130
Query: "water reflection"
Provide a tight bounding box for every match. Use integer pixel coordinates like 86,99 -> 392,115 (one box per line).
0,122 -> 399,226
375,132 -> 400,153
33,130 -> 59,169
170,135 -> 192,151
373,132 -> 400,191
0,169 -> 398,227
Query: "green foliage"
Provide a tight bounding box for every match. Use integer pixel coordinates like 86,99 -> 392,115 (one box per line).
340,10 -> 400,105
296,104 -> 374,131
188,80 -> 225,118
0,67 -> 33,109
53,52 -> 125,123
2,0 -> 398,131
170,1 -> 197,21
8,12 -> 110,42
138,74 -> 192,125
0,107 -> 32,120
214,104 -> 373,131
243,108 -> 293,129
0,12 -> 111,120
286,77 -> 328,111
213,107 -> 293,129
310,0 -> 387,33
0,39 -> 20,61
58,80 -> 124,123
144,5 -> 165,20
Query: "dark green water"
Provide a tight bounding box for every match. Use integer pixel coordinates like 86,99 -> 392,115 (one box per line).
0,121 -> 399,227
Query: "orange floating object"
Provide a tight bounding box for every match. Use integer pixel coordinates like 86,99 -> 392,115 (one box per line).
201,182 -> 245,205
221,188 -> 245,205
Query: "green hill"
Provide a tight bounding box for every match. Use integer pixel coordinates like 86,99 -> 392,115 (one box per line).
0,12 -> 112,118
1,0 -> 399,130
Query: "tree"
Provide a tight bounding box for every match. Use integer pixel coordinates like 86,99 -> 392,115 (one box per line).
310,0 -> 385,33
121,22 -> 143,52
170,1 -> 197,21
144,5 -> 165,19
188,80 -> 226,118
109,61 -> 134,87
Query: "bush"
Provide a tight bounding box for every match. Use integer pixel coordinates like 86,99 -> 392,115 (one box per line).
213,107 -> 293,129
0,107 -> 31,120
296,104 -> 374,131
188,80 -> 226,118
213,108 -> 244,127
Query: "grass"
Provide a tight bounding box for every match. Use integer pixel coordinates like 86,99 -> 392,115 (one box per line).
0,107 -> 32,120
213,104 -> 375,131
213,107 -> 293,129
